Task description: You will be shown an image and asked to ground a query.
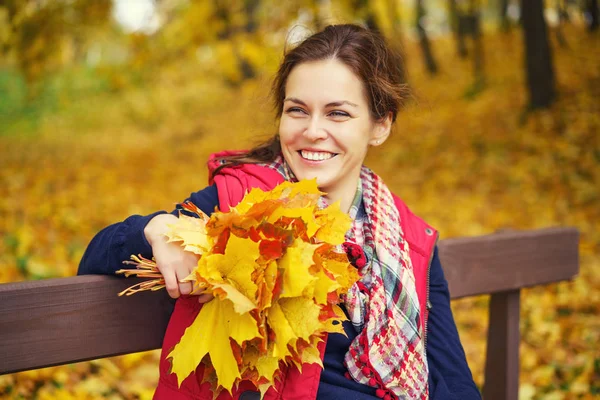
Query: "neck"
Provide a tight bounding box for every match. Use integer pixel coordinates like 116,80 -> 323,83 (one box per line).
322,176 -> 360,215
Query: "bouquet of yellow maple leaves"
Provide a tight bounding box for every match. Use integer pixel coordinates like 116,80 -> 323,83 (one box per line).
117,180 -> 360,397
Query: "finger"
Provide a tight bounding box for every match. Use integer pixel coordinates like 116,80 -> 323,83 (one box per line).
198,293 -> 215,304
179,281 -> 193,296
177,263 -> 195,296
162,268 -> 180,299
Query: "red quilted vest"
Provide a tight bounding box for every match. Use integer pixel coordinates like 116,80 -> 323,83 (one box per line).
153,157 -> 437,400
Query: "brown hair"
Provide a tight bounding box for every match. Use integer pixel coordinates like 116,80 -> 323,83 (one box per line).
217,24 -> 409,169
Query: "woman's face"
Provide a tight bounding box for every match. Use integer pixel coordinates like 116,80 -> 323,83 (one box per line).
278,58 -> 390,208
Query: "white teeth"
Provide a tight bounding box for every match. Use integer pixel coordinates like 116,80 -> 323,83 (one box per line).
301,150 -> 334,161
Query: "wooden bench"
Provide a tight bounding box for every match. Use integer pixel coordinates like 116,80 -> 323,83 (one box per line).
0,227 -> 579,400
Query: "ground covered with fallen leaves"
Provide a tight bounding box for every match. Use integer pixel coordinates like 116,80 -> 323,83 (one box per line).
0,26 -> 598,399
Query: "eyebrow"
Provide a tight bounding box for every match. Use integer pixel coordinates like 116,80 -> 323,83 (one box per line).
284,97 -> 358,108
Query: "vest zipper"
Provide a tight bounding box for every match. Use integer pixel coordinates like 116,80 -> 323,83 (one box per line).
424,262 -> 431,353
423,234 -> 438,355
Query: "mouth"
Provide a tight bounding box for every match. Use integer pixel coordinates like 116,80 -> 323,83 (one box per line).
298,150 -> 337,161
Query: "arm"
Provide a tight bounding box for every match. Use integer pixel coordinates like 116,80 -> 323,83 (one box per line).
78,185 -> 219,298
77,211 -> 166,276
426,247 -> 482,399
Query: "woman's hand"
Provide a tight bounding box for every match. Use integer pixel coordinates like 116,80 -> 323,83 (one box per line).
144,214 -> 214,303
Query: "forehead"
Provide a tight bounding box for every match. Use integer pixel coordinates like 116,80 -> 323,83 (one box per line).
285,59 -> 366,104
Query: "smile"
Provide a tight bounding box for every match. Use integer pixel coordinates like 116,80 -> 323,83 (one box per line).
299,150 -> 337,161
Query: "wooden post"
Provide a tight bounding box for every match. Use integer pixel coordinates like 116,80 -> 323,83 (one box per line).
483,289 -> 520,400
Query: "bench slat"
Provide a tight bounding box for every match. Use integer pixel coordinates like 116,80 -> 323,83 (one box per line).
0,276 -> 174,375
0,227 -> 579,376
438,227 -> 579,298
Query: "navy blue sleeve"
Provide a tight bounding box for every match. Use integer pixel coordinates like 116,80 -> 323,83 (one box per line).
77,185 -> 219,276
427,247 -> 482,399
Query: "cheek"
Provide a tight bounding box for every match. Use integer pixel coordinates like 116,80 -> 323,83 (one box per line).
278,118 -> 303,143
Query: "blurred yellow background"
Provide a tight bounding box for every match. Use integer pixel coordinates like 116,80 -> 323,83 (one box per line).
0,1 -> 598,399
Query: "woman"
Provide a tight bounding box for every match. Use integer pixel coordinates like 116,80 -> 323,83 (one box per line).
79,24 -> 480,400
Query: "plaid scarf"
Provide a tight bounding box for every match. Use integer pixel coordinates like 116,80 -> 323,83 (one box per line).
263,155 -> 428,400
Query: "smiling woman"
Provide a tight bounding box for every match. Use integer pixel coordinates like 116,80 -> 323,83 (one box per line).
279,59 -> 391,213
78,24 -> 481,399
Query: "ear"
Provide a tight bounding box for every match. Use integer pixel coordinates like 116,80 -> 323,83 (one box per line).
369,112 -> 392,146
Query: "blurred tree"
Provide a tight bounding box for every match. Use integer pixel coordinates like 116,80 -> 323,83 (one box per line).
448,0 -> 468,57
448,0 -> 485,95
0,0 -> 112,98
143,0 -> 260,86
354,0 -> 381,32
521,0 -> 556,109
387,0 -> 404,46
586,0 -> 599,31
557,0 -> 570,22
468,0 -> 485,94
311,0 -> 327,30
415,0 -> 438,75
498,0 -> 510,31
213,0 -> 258,82
555,0 -> 569,47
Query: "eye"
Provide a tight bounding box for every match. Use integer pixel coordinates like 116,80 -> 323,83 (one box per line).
285,107 -> 307,115
328,110 -> 351,119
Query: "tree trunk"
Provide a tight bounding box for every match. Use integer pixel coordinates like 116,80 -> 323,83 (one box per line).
311,0 -> 325,31
448,0 -> 468,57
471,5 -> 485,90
588,0 -> 599,31
521,0 -> 556,109
244,0 -> 259,33
355,0 -> 380,32
499,0 -> 510,31
387,0 -> 404,47
416,0 -> 438,75
555,0 -> 569,47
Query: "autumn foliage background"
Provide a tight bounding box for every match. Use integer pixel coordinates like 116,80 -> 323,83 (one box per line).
0,1 -> 599,399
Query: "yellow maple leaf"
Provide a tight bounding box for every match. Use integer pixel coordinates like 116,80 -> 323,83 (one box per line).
165,214 -> 211,255
168,299 -> 260,391
278,240 -> 319,298
267,205 -> 320,237
254,352 -> 280,383
233,187 -> 271,214
211,282 -> 256,314
322,258 -> 360,295
266,301 -> 297,358
195,235 -> 260,313
314,202 -> 352,245
282,179 -> 324,199
256,260 -> 278,310
122,180 -> 361,396
300,345 -> 323,368
309,267 -> 341,305
321,304 -> 347,336
277,297 -> 322,342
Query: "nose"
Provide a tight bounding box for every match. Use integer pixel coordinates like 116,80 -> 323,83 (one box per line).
303,116 -> 327,141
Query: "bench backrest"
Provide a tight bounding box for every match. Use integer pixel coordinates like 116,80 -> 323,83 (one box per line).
0,227 -> 579,400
